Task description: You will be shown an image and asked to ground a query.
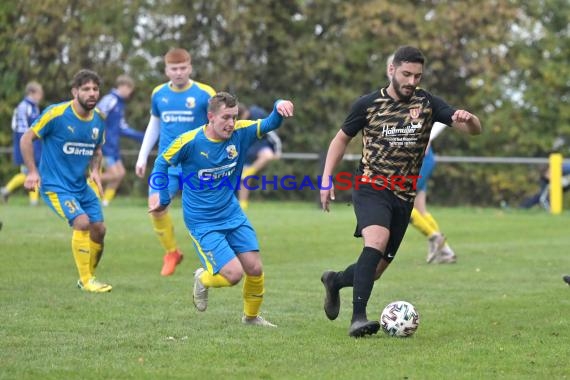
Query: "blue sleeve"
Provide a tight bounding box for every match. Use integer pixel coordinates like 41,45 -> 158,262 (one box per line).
31,106 -> 57,139
152,154 -> 173,206
150,91 -> 160,117
119,119 -> 145,142
97,94 -> 116,117
12,102 -> 30,132
259,101 -> 285,135
152,136 -> 189,206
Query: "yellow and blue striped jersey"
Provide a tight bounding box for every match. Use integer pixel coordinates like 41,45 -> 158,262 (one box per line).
153,102 -> 284,228
31,101 -> 105,193
151,80 -> 215,154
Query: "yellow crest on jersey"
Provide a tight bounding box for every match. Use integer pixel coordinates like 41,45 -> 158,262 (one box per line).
186,97 -> 196,108
226,144 -> 238,160
92,128 -> 99,140
409,107 -> 422,120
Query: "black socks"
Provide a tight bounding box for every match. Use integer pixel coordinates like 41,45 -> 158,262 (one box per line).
352,246 -> 383,322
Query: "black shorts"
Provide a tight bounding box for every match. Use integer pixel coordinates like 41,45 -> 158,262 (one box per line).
246,138 -> 275,165
352,184 -> 413,261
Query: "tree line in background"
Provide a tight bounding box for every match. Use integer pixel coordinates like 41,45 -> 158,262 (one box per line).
1,0 -> 568,206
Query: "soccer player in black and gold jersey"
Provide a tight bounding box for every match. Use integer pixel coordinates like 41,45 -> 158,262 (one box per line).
319,46 -> 482,338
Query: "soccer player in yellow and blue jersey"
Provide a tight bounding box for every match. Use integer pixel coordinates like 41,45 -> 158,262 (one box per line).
136,48 -> 215,276
20,69 -> 112,293
1,81 -> 43,205
150,92 -> 294,326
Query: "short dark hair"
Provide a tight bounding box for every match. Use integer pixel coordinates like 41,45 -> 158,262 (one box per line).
208,92 -> 238,113
392,46 -> 425,66
71,69 -> 102,89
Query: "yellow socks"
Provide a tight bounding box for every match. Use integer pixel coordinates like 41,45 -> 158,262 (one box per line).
241,166 -> 257,179
243,273 -> 265,318
151,213 -> 177,252
89,240 -> 103,275
410,208 -> 438,237
29,187 -> 39,205
102,188 -> 116,205
5,173 -> 25,192
72,230 -> 91,285
200,271 -> 232,288
424,213 -> 441,233
239,200 -> 249,210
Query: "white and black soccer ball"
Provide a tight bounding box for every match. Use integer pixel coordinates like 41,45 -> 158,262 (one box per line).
380,300 -> 420,337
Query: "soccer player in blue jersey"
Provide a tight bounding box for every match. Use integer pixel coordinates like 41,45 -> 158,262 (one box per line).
1,82 -> 44,205
136,48 -> 216,276
96,74 -> 144,206
20,69 -> 112,293
150,92 -> 294,326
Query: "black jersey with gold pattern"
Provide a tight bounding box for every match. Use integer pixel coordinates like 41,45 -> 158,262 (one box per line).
341,87 -> 455,202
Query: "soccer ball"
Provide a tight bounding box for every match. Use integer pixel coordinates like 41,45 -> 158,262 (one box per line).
380,300 -> 420,337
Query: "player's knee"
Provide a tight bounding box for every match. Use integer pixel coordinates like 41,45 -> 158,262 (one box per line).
72,215 -> 90,230
116,165 -> 126,179
225,270 -> 243,285
245,261 -> 263,277
150,209 -> 167,218
90,222 -> 106,241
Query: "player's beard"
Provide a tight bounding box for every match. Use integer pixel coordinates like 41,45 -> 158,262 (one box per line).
78,96 -> 97,111
391,76 -> 415,102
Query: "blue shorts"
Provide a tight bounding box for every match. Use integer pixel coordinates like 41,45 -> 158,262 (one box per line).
417,147 -> 436,192
103,155 -> 121,168
13,132 -> 41,167
41,186 -> 103,226
188,219 -> 259,274
148,166 -> 182,198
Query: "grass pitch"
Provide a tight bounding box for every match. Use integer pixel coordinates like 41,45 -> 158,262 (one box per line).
1,198 -> 569,379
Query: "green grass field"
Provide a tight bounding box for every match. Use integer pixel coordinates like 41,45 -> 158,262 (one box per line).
1,198 -> 569,379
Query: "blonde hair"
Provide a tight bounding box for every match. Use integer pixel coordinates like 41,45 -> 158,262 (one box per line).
25,81 -> 42,95
116,74 -> 134,88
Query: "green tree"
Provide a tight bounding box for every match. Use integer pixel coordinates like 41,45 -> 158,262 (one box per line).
1,0 -> 568,205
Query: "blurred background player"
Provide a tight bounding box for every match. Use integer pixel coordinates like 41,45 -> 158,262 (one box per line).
520,136 -> 570,210
410,122 -> 457,264
20,69 -> 112,292
96,74 -> 144,206
519,164 -> 570,210
238,104 -> 282,210
135,48 -> 215,276
1,81 -> 44,205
